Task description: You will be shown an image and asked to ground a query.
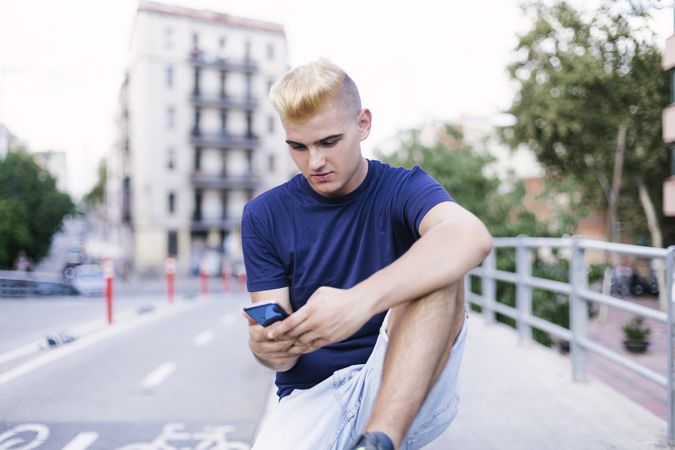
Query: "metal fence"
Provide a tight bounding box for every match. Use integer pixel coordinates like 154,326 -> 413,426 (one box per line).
465,236 -> 675,444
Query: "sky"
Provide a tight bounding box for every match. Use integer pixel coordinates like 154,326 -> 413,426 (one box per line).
0,0 -> 672,198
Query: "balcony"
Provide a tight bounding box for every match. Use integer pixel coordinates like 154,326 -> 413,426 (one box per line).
190,172 -> 259,190
190,93 -> 258,111
190,215 -> 241,232
190,130 -> 259,150
189,51 -> 258,73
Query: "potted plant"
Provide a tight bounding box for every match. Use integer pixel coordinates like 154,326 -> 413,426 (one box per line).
622,316 -> 651,354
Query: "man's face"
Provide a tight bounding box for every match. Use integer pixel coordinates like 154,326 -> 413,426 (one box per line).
283,103 -> 372,198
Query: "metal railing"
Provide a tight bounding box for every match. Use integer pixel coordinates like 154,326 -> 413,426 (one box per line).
465,236 -> 675,444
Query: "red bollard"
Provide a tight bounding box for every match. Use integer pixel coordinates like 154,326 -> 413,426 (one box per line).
200,260 -> 209,296
103,258 -> 114,325
222,266 -> 231,293
166,256 -> 176,305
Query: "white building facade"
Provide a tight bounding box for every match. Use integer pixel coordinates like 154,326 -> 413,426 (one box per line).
109,1 -> 295,275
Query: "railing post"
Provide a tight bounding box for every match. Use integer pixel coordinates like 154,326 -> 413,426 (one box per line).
570,236 -> 588,382
666,247 -> 675,445
483,249 -> 497,323
516,236 -> 533,344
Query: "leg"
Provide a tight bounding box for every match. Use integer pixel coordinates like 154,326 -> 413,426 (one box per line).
363,280 -> 465,448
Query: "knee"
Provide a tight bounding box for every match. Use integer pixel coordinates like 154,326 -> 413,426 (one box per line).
386,280 -> 465,335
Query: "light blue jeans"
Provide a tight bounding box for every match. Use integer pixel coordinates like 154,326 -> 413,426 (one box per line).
253,311 -> 468,450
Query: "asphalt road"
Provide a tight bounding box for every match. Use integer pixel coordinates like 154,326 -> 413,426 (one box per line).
0,292 -> 273,449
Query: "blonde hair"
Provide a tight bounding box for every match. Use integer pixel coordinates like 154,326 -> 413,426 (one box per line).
269,58 -> 361,122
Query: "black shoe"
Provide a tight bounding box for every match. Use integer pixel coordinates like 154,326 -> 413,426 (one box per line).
349,431 -> 395,450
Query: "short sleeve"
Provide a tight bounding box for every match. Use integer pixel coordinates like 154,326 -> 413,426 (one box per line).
241,204 -> 289,292
397,166 -> 454,238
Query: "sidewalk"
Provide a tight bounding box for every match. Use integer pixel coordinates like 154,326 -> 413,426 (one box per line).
586,295 -> 668,419
426,315 -> 667,450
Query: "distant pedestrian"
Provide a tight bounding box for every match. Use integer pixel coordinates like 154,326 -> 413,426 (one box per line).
14,249 -> 32,272
241,59 -> 492,450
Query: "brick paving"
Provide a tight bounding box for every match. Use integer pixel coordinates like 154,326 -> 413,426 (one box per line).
584,295 -> 669,420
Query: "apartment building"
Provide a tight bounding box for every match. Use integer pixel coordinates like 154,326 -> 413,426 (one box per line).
108,1 -> 295,275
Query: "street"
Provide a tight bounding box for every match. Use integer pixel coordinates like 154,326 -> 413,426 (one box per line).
0,290 -> 273,449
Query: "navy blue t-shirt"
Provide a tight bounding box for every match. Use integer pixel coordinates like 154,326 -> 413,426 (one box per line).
241,159 -> 453,398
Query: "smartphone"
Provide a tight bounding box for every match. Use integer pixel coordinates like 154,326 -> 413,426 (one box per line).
243,302 -> 289,327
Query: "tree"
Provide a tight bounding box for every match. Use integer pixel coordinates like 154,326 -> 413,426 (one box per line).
376,125 -> 577,238
0,149 -> 75,268
83,160 -> 106,206
502,0 -> 670,248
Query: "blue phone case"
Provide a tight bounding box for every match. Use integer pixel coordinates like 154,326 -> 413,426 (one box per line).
244,302 -> 288,327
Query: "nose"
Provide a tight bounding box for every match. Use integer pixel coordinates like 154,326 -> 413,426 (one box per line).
308,148 -> 326,171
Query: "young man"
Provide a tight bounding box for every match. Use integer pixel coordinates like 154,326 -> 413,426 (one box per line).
241,59 -> 492,450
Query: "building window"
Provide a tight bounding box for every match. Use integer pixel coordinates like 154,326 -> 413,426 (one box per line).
167,231 -> 178,257
244,41 -> 251,60
166,66 -> 174,88
166,107 -> 175,129
192,33 -> 199,48
165,28 -> 173,50
220,71 -> 227,98
220,110 -> 228,133
168,192 -> 176,214
268,154 -> 276,172
219,36 -> 226,48
267,43 -> 274,60
267,115 -> 275,133
167,148 -> 175,170
246,112 -> 253,138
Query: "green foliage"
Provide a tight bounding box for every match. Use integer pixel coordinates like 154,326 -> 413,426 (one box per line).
377,126 -> 576,238
622,315 -> 651,341
503,0 -> 671,243
0,149 -> 75,268
83,160 -> 106,206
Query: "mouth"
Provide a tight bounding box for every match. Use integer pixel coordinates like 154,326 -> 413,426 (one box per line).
311,172 -> 334,182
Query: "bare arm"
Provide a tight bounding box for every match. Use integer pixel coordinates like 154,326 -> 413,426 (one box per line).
243,286 -> 299,372
354,201 -> 492,316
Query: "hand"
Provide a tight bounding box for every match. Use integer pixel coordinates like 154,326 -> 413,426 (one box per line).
269,286 -> 374,355
242,311 -> 299,372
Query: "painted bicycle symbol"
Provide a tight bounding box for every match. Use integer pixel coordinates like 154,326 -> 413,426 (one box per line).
115,423 -> 250,450
0,424 -> 49,450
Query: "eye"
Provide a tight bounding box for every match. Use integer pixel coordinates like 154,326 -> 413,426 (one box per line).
289,143 -> 306,150
322,140 -> 338,147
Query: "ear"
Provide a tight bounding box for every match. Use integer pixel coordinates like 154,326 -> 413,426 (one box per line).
356,108 -> 372,141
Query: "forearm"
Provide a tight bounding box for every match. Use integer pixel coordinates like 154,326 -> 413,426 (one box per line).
353,218 -> 492,316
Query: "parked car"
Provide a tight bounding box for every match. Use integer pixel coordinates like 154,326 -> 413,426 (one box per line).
70,264 -> 104,296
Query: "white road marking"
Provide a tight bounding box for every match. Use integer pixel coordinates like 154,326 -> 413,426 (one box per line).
62,432 -> 100,450
221,314 -> 236,326
192,330 -> 214,346
141,362 -> 176,389
0,301 -> 197,388
0,342 -> 41,366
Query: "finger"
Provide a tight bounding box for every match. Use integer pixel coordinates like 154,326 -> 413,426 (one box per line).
296,330 -> 322,348
241,310 -> 257,326
268,310 -> 309,340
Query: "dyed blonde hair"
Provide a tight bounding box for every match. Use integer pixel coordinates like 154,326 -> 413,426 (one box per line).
269,58 -> 361,122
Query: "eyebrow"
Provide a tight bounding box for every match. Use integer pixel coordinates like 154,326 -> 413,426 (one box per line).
285,134 -> 344,147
